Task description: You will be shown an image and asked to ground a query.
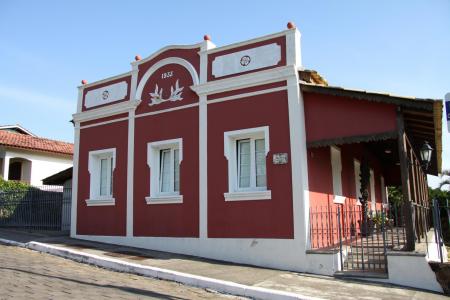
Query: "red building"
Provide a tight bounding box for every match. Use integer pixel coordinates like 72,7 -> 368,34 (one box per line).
72,24 -> 444,285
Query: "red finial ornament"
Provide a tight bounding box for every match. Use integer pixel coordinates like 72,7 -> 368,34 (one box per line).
81,80 -> 88,85
203,34 -> 211,41
135,55 -> 141,61
287,22 -> 296,29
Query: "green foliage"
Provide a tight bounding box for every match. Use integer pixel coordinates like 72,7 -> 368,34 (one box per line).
429,187 -> 450,244
388,186 -> 403,207
0,178 -> 30,192
0,178 -> 30,219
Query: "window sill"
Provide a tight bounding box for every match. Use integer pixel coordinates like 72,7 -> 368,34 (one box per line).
85,198 -> 115,206
145,195 -> 183,205
224,190 -> 271,201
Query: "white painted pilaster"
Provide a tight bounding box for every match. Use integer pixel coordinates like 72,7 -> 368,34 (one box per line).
70,86 -> 84,237
126,65 -> 139,237
70,125 -> 80,237
198,40 -> 215,239
285,27 -> 309,252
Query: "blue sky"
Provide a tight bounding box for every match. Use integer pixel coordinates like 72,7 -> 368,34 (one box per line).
0,1 -> 449,183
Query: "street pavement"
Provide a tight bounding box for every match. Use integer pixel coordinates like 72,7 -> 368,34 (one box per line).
0,244 -> 243,299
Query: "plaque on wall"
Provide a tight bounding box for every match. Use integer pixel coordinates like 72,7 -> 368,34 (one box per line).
212,43 -> 281,78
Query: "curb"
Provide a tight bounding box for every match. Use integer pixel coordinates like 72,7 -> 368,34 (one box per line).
0,238 -> 320,300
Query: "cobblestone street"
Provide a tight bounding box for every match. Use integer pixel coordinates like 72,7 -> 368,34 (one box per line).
0,244 -> 242,299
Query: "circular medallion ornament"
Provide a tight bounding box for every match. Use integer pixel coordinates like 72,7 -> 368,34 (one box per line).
102,90 -> 109,100
240,55 -> 251,67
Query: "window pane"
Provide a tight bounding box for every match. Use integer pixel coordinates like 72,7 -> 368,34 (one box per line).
238,140 -> 250,188
160,149 -> 171,192
255,139 -> 266,187
174,149 -> 180,192
100,158 -> 108,196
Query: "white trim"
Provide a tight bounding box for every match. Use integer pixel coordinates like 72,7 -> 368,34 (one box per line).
287,74 -> 307,246
70,126 -> 80,237
135,103 -> 199,119
224,190 -> 271,201
207,86 -> 287,105
198,40 -> 214,239
224,126 -> 269,199
0,125 -> 37,137
87,148 -> 116,205
77,72 -> 132,89
135,57 -> 199,100
330,146 -> 343,198
131,43 -> 204,67
145,195 -> 183,205
126,67 -> 138,237
147,138 -> 183,204
73,100 -> 140,123
85,198 -> 115,206
286,28 -> 302,67
200,29 -> 292,55
79,117 -> 129,130
191,65 -> 296,96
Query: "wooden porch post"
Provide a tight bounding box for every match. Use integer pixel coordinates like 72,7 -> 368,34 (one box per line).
396,109 -> 415,250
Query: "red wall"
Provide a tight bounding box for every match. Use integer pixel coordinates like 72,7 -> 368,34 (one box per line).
308,144 -> 386,248
303,92 -> 397,143
207,90 -> 294,238
133,107 -> 199,237
77,120 -> 128,236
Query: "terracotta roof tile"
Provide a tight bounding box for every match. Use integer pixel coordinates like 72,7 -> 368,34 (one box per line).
0,131 -> 73,156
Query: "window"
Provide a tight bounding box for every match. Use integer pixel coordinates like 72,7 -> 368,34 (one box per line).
87,148 -> 116,206
224,126 -> 271,201
147,138 -> 183,204
331,146 -> 345,204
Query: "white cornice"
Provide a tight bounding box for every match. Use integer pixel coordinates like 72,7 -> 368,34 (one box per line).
77,72 -> 132,90
191,65 -> 297,96
131,43 -> 204,67
200,29 -> 296,55
73,99 -> 140,123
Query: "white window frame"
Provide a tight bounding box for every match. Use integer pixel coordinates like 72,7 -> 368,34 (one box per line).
354,159 -> 362,206
146,138 -> 183,204
224,126 -> 271,201
86,148 -> 116,206
331,146 -> 345,204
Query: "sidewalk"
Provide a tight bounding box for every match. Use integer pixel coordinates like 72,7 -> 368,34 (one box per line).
0,228 -> 445,300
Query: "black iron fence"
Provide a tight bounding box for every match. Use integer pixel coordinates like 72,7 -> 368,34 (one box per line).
0,186 -> 71,231
431,199 -> 447,263
310,204 -> 407,273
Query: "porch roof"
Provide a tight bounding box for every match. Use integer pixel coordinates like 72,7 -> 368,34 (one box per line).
301,83 -> 443,175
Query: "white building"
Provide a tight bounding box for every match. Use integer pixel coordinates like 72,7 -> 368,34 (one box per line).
0,125 -> 73,186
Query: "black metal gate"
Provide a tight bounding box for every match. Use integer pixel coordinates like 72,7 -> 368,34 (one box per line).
0,186 -> 71,231
310,204 -> 407,274
336,206 -> 407,274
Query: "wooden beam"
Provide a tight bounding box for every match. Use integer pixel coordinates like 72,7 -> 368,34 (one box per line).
397,109 -> 415,251
403,110 -> 434,117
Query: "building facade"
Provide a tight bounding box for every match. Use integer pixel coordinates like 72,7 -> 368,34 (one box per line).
0,125 -> 73,186
72,25 -> 443,280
